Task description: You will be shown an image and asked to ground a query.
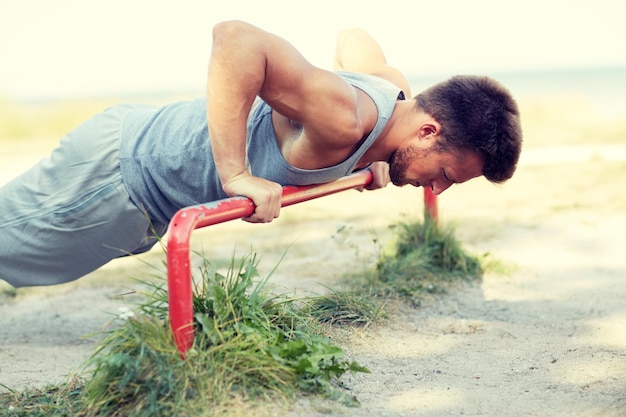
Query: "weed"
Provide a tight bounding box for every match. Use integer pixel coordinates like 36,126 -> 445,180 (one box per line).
305,287 -> 386,327
351,215 -> 484,306
0,377 -> 85,417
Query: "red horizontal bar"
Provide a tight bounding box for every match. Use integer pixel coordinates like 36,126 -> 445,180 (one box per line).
167,170 -> 373,356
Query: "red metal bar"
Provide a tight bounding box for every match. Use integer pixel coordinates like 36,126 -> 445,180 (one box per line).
423,187 -> 438,223
167,170 -> 373,356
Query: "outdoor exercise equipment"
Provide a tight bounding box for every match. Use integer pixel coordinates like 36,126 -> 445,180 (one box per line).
423,187 -> 438,221
166,169 -> 438,356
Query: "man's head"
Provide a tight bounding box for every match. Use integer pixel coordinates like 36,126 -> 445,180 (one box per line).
415,75 -> 522,184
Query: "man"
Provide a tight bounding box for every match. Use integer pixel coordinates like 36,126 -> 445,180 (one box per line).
0,20 -> 522,288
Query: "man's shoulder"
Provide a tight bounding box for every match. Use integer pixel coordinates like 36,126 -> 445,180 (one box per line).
336,71 -> 406,101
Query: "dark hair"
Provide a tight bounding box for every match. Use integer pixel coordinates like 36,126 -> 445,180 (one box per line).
415,75 -> 522,183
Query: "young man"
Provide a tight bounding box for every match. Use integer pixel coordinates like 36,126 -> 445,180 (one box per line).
0,20 -> 522,288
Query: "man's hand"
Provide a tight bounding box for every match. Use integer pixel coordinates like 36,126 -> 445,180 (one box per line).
360,161 -> 391,191
222,172 -> 283,223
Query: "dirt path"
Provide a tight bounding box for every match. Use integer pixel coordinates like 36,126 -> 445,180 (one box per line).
1,140 -> 625,416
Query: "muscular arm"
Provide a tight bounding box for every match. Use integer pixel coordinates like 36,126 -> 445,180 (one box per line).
206,20 -> 360,222
206,21 -> 280,223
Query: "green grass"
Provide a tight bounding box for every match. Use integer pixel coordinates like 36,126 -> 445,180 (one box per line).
0,251 -> 369,417
0,378 -> 85,417
345,214 -> 485,307
305,287 -> 386,327
302,213 -> 486,324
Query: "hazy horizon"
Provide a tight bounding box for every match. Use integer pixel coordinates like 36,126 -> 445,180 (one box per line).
2,0 -> 625,101
6,64 -> 625,104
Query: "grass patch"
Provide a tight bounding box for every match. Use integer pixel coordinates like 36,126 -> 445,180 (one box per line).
299,214 -> 486,329
305,287 -> 386,328
0,378 -> 85,417
348,215 -> 485,307
0,252 -> 368,417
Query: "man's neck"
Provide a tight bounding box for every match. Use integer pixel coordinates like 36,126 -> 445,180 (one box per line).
357,100 -> 417,165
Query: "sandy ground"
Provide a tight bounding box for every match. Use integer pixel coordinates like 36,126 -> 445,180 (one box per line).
1,138 -> 626,417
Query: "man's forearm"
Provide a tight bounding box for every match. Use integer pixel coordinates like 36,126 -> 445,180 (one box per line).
206,21 -> 266,187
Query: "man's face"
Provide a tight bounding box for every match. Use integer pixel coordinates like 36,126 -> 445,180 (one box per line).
388,141 -> 484,195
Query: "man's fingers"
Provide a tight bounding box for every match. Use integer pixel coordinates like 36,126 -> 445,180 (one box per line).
243,207 -> 280,223
245,182 -> 282,223
243,181 -> 282,223
222,172 -> 283,223
364,161 -> 390,190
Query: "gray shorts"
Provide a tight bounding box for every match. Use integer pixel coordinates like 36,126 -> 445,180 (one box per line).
0,104 -> 167,287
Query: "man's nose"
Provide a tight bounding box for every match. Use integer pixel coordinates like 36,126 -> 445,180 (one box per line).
431,180 -> 453,195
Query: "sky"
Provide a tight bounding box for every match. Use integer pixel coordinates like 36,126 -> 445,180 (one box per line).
1,0 -> 625,100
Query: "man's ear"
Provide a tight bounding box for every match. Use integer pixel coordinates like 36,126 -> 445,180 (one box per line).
417,120 -> 441,140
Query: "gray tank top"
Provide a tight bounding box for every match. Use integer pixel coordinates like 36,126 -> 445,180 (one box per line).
119,72 -> 404,224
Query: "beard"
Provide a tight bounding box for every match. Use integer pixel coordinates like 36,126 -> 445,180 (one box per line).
388,145 -> 429,186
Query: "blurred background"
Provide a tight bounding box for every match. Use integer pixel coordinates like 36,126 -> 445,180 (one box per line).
1,0 -> 625,153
